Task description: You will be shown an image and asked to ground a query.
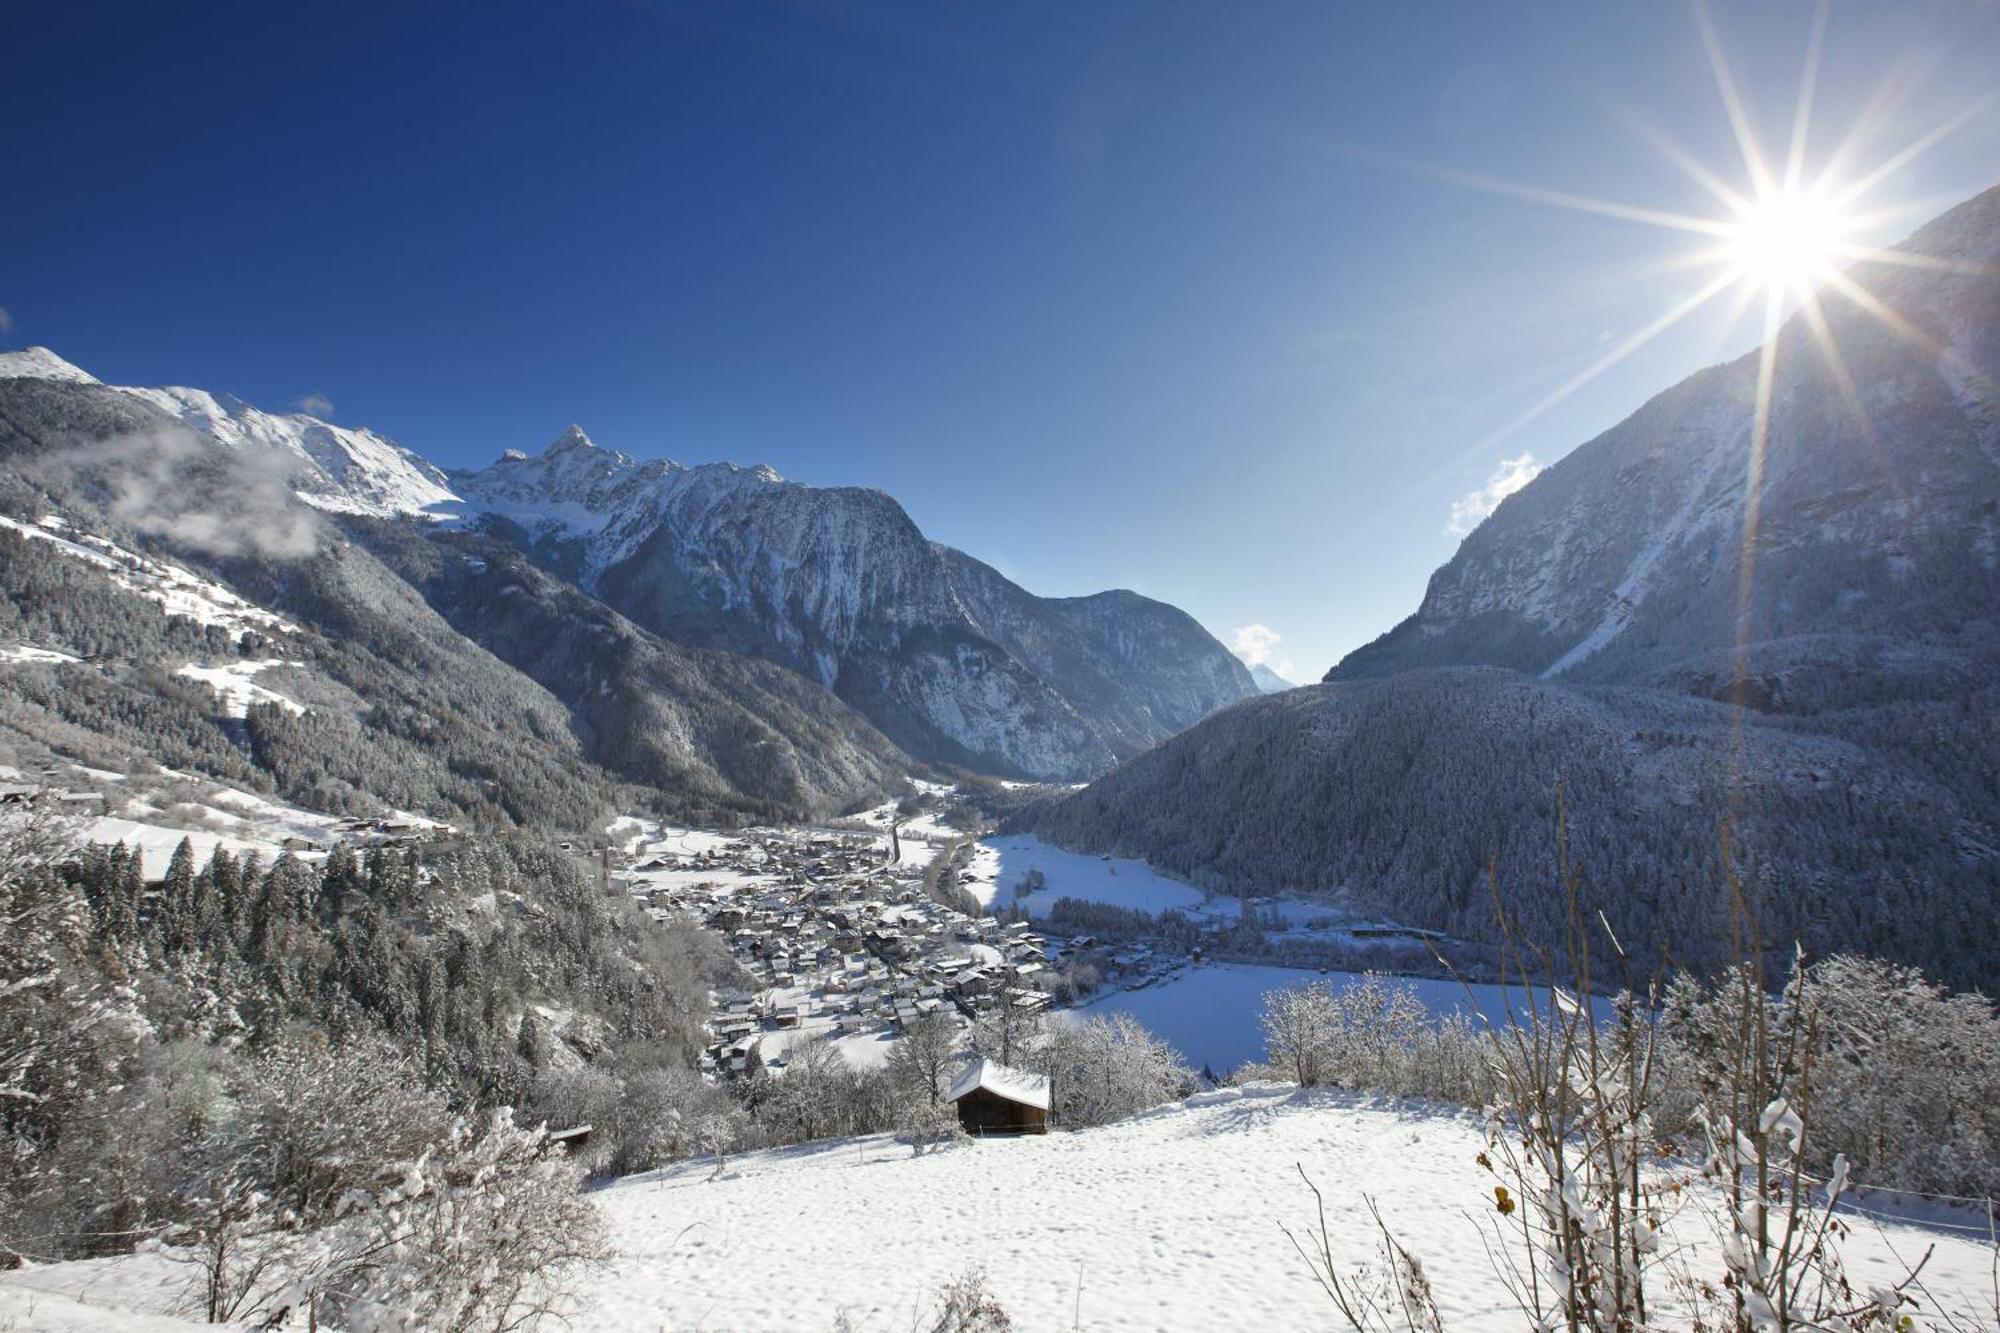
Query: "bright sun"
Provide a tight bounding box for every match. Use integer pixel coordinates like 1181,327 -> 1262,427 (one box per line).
1721,185 -> 1855,296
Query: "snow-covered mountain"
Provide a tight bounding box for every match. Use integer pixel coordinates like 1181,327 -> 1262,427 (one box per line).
1041,185 -> 2000,989
1334,185 -> 2000,690
1248,662 -> 1295,693
0,346 -> 455,518
0,350 -> 1253,787
447,428 -> 1256,780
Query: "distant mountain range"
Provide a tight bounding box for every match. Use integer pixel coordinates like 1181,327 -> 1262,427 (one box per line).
1038,185 -> 2000,988
0,350 -> 1254,828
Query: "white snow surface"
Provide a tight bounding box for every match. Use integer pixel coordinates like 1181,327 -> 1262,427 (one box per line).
0,346 -> 101,383
568,1087 -> 1994,1332
0,643 -> 82,665
173,660 -> 304,718
81,817 -> 289,878
966,834 -> 1210,917
946,1056 -> 1050,1109
7,1090 -> 1991,1330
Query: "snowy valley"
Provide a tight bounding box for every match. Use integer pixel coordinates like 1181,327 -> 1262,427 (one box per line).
5,8 -> 2000,1329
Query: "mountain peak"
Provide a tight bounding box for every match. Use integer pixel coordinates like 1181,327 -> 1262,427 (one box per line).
546,424 -> 598,455
0,346 -> 100,385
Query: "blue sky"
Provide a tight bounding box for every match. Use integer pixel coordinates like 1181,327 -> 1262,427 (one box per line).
6,2 -> 1997,678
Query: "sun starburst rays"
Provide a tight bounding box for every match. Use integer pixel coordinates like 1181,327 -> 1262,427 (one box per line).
1408,0 -> 1990,801
1415,1 -> 1983,470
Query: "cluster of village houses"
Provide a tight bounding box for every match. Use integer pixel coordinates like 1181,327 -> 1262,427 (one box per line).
622,828 -> 1061,1078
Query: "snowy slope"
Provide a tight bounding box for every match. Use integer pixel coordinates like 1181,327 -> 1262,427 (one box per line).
0,348 -> 457,519
454,428 -> 1255,780
574,1087 -> 1994,1332
112,384 -> 459,518
0,346 -> 101,383
0,513 -> 299,640
8,1088 -> 1988,1330
1334,185 -> 2000,687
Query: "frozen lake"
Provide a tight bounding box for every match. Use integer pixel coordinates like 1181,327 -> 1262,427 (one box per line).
1060,963 -> 1555,1075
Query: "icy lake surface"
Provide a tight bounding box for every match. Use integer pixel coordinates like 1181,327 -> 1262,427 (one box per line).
1061,963 -> 1546,1074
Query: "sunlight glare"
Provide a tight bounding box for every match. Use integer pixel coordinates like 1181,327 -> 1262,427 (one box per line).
1722,185 -> 1853,295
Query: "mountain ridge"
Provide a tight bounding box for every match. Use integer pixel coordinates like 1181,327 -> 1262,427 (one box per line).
1038,184 -> 2000,988
0,350 -> 1254,804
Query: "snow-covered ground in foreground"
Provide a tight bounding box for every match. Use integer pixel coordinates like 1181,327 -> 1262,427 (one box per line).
5,1090 -> 1991,1331
965,834 -> 1210,916
1059,963 -> 1555,1074
572,1087 -> 1994,1332
0,1281 -> 199,1331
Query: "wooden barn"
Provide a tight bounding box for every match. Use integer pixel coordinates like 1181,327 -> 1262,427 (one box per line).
947,1058 -> 1050,1136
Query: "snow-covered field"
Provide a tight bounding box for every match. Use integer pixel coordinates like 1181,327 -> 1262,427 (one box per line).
1059,963 -> 1543,1073
962,835 -> 1403,942
5,1089 -> 1991,1331
572,1087 -> 1995,1332
965,834 -> 1211,917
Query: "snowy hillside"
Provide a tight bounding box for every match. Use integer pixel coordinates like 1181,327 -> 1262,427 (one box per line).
452,426 -> 1257,780
1334,185 -> 2000,687
589,1090 -> 1994,1332
0,347 -> 457,519
10,1086 -> 1987,1332
0,352 -> 1255,784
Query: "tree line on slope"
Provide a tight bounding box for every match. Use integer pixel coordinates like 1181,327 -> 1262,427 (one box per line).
1032,670 -> 2000,990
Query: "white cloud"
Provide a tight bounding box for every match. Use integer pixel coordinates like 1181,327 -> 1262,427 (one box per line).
1447,452 -> 1542,537
292,391 -> 335,417
1229,623 -> 1282,668
0,307 -> 13,334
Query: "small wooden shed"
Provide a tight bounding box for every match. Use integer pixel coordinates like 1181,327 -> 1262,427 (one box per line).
947,1058 -> 1050,1136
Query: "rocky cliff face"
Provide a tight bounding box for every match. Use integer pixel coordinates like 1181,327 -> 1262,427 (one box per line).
449,431 -> 1255,780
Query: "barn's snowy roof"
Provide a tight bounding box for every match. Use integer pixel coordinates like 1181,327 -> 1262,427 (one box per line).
947,1058 -> 1050,1111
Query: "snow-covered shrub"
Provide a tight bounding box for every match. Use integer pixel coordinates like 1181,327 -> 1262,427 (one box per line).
1260,979 -> 1340,1086
1664,954 -> 2000,1199
1257,974 -> 1496,1103
1284,1171 -> 1445,1333
234,1036 -> 456,1226
895,1097 -> 965,1156
1036,1013 -> 1190,1127
921,1268 -> 1014,1333
306,1108 -> 608,1333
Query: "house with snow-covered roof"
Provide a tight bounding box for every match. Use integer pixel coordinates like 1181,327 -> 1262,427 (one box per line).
947,1058 -> 1049,1136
